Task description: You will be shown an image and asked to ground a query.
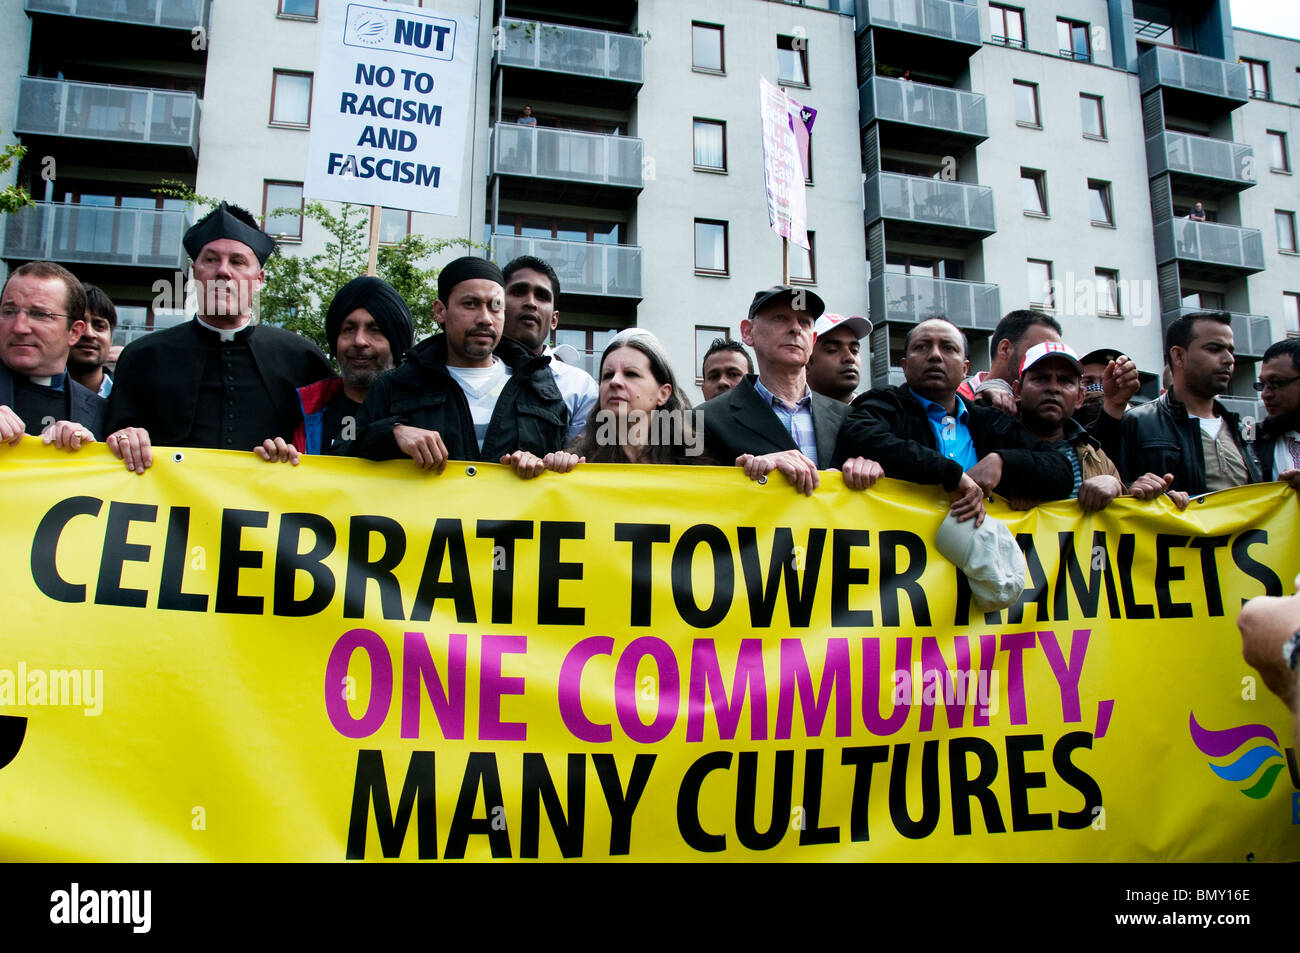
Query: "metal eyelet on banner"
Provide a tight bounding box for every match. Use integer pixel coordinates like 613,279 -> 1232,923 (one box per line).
465,465 -> 477,476
757,475 -> 768,485
172,452 -> 184,463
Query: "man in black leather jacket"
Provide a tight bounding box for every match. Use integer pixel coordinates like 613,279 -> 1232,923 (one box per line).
350,257 -> 571,473
1118,312 -> 1260,494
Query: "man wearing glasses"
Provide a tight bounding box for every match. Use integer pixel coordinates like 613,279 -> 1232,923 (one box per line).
0,261 -> 105,449
1253,338 -> 1300,489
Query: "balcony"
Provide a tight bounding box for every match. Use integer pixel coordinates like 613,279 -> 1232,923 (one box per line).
1,203 -> 192,269
858,0 -> 982,51
496,18 -> 643,85
1155,218 -> 1265,279
15,77 -> 200,155
1161,307 -> 1273,360
869,273 -> 1001,331
491,123 -> 643,193
1146,131 -> 1255,193
859,75 -> 987,148
24,0 -> 208,30
864,172 -> 995,243
1139,47 -> 1248,107
490,234 -> 642,300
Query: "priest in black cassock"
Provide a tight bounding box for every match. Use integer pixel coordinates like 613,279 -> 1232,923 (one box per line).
104,202 -> 331,473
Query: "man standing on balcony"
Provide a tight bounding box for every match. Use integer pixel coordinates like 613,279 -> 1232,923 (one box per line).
502,255 -> 597,441
1117,311 -> 1259,494
1189,202 -> 1208,221
517,105 -> 537,126
104,201 -> 332,473
0,260 -> 104,447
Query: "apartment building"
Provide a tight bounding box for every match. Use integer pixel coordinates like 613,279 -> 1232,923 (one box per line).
1,0 -> 1297,414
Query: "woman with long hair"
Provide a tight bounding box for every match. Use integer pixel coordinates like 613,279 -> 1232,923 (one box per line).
571,330 -> 707,465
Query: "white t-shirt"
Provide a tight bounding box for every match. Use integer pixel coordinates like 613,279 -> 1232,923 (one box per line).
446,360 -> 510,451
1195,415 -> 1223,439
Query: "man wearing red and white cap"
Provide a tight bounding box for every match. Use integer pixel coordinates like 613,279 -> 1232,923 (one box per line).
807,312 -> 872,404
1015,340 -> 1181,511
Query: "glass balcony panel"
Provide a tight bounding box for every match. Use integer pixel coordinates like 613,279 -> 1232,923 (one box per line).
1158,219 -> 1265,271
1141,47 -> 1248,101
874,273 -> 1000,330
492,124 -> 643,188
1,203 -> 192,268
865,76 -> 987,138
868,172 -> 995,233
15,77 -> 199,150
490,234 -> 641,298
496,18 -> 644,84
866,0 -> 982,45
25,0 -> 208,30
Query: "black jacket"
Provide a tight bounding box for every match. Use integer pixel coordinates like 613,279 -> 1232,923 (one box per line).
1251,408 -> 1299,481
349,334 -> 569,461
105,320 -> 332,446
698,375 -> 847,469
832,384 -> 1075,499
1118,389 -> 1261,493
0,363 -> 105,439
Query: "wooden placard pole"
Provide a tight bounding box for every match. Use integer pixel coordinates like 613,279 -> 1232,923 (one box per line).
782,236 -> 790,285
366,205 -> 381,276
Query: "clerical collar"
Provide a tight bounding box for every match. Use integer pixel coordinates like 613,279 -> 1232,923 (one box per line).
195,315 -> 253,342
25,372 -> 66,390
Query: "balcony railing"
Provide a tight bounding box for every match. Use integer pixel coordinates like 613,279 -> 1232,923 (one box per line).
491,123 -> 643,189
1139,47 -> 1248,102
869,273 -> 1001,331
15,77 -> 200,152
496,17 -> 644,84
24,0 -> 208,30
1147,131 -> 1255,187
862,0 -> 982,46
1,203 -> 192,269
490,234 -> 642,299
1163,307 -> 1273,359
1155,218 -> 1265,272
865,172 -> 995,234
860,75 -> 987,139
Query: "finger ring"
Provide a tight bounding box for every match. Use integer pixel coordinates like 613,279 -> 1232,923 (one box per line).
75,430 -> 86,440
117,434 -> 128,442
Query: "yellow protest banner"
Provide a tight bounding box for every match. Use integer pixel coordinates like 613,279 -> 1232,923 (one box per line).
0,440 -> 1296,861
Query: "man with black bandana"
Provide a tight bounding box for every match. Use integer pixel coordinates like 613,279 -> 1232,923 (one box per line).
350,256 -> 577,478
293,276 -> 414,454
105,201 -> 332,473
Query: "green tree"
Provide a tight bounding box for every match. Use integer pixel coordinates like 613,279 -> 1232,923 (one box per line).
0,132 -> 33,215
153,179 -> 475,352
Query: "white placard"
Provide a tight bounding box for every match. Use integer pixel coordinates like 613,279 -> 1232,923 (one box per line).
304,1 -> 477,216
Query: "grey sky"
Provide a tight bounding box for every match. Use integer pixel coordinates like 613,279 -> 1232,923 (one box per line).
1231,0 -> 1300,41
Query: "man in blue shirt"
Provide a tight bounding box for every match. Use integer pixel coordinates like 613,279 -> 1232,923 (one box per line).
834,317 -> 1075,524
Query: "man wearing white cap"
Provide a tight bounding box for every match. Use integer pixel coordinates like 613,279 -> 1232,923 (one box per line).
806,313 -> 871,404
1015,340 -> 1181,510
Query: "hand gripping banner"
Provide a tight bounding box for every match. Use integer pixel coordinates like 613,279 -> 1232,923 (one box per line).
1,442 -> 1297,861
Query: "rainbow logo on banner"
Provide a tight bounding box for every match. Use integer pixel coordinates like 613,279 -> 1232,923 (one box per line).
1189,712 -> 1286,799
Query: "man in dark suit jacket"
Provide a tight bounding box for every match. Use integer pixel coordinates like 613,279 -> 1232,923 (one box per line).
0,260 -> 104,449
700,285 -> 882,495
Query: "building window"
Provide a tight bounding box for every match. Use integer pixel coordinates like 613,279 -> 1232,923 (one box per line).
989,4 -> 1025,48
1020,168 -> 1048,216
1057,18 -> 1091,61
696,326 -> 729,382
278,0 -> 317,18
1277,210 -> 1298,253
270,70 -> 313,127
1088,179 -> 1114,226
1243,59 -> 1270,99
379,207 -> 411,245
1268,130 -> 1290,173
777,35 -> 808,87
1080,94 -> 1106,139
556,327 -> 618,380
1014,80 -> 1040,127
693,119 -> 726,171
692,23 -> 724,73
1284,292 -> 1300,333
1095,268 -> 1120,316
1027,259 -> 1054,310
801,134 -> 813,185
695,219 -> 728,275
790,232 -> 815,284
262,180 -> 304,241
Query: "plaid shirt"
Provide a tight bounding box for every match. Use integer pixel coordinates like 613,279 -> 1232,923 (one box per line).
754,377 -> 819,463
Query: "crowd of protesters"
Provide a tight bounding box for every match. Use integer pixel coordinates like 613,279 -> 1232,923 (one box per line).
3,199 -> 1299,513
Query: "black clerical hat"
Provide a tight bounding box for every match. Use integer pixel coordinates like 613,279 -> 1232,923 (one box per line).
183,202 -> 277,265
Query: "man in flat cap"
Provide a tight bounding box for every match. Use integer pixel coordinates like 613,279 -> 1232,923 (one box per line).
105,201 -> 332,472
294,276 -> 414,454
350,256 -> 577,477
699,285 -> 881,495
